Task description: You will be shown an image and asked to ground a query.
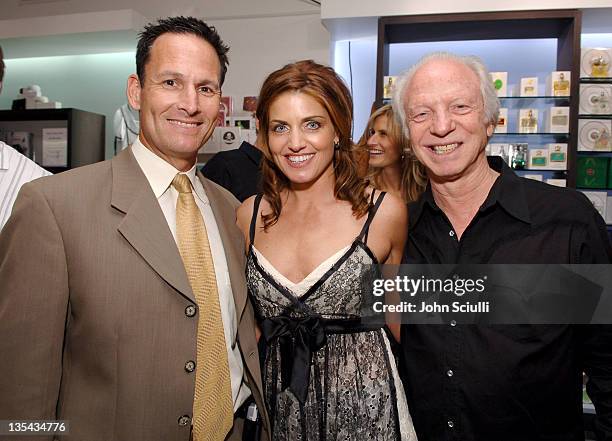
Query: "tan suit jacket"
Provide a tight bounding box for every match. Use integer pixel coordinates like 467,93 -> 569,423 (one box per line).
0,148 -> 270,441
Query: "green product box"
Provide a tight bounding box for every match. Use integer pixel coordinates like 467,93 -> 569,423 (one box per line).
577,157 -> 609,189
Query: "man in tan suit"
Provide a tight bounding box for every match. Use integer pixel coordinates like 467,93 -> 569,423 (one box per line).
0,17 -> 269,441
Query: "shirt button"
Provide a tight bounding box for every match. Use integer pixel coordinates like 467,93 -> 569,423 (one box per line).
178,415 -> 191,426
449,230 -> 455,237
185,360 -> 196,373
185,305 -> 197,317
447,420 -> 454,428
450,320 -> 457,327
447,369 -> 454,377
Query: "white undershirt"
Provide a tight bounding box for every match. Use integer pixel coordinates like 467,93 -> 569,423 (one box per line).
0,141 -> 51,230
131,138 -> 250,411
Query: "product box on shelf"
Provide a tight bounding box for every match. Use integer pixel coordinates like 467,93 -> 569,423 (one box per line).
576,156 -> 610,188
609,159 -> 612,188
580,190 -> 608,218
547,71 -> 571,97
221,96 -> 234,116
227,116 -> 256,130
528,148 -> 549,170
383,76 -> 397,99
578,119 -> 612,151
580,84 -> 611,115
519,109 -> 538,134
520,77 -> 538,97
4,131 -> 34,159
546,107 -> 570,133
495,108 -> 508,134
490,72 -> 508,97
546,179 -> 567,187
242,96 -> 258,112
487,143 -> 510,165
218,127 -> 241,151
606,196 -> 612,224
508,143 -> 527,169
580,48 -> 612,78
547,143 -> 568,170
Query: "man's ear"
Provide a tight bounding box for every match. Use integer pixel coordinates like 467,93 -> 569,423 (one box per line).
126,74 -> 142,110
486,122 -> 495,137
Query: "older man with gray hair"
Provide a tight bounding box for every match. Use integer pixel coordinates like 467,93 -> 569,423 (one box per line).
393,52 -> 612,441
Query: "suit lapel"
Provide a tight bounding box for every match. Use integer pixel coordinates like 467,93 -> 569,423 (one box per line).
199,174 -> 248,322
111,148 -> 195,302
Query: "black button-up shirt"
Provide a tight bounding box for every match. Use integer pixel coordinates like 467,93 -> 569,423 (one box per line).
401,157 -> 612,441
201,141 -> 262,202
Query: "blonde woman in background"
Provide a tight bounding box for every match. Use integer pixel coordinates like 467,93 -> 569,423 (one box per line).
364,104 -> 427,203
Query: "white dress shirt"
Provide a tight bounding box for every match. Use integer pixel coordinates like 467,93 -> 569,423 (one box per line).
0,141 -> 52,230
131,138 -> 250,411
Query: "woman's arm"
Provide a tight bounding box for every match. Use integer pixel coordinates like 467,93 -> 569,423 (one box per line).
377,193 -> 409,342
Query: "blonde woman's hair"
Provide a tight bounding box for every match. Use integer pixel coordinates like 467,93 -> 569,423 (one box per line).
360,104 -> 427,203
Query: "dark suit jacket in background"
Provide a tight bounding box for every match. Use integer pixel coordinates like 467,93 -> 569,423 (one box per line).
202,141 -> 262,202
0,148 -> 270,441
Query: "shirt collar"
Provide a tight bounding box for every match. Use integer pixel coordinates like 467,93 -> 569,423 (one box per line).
482,156 -> 531,224
131,137 -> 208,204
409,156 -> 531,229
239,141 -> 263,165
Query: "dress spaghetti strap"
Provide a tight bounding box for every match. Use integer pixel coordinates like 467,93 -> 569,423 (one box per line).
358,190 -> 387,245
249,194 -> 264,246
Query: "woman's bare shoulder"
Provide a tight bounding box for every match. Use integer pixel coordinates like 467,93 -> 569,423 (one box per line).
373,190 -> 408,232
237,196 -> 256,230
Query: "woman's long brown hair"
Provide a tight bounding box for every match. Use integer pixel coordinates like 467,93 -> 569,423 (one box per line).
256,60 -> 369,230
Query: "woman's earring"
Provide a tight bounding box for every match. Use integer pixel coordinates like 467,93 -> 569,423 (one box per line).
334,140 -> 340,150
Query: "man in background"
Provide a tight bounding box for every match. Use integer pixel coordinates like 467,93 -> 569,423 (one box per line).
0,45 -> 50,229
202,125 -> 263,202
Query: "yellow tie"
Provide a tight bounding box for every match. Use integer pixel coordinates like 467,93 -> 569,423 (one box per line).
172,174 -> 233,441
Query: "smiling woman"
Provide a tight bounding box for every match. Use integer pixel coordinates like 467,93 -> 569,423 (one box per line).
236,60 -> 417,440
360,104 -> 427,203
255,59 -> 368,229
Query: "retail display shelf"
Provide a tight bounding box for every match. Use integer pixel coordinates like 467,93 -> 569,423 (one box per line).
498,96 -> 571,100
493,132 -> 570,136
578,115 -> 612,120
580,78 -> 612,84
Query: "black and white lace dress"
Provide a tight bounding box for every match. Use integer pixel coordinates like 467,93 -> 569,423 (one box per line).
246,192 -> 417,441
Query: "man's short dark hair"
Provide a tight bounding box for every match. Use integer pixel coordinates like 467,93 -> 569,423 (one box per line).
136,16 -> 229,87
0,45 -> 5,84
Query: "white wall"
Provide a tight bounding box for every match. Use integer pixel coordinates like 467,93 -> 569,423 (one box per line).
211,14 -> 330,101
333,39 -> 377,141
322,0 -> 612,19
0,0 -> 319,21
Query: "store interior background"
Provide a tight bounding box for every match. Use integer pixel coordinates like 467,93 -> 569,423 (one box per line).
0,0 -> 611,158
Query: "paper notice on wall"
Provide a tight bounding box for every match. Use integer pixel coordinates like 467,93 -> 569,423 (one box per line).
42,128 -> 68,167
